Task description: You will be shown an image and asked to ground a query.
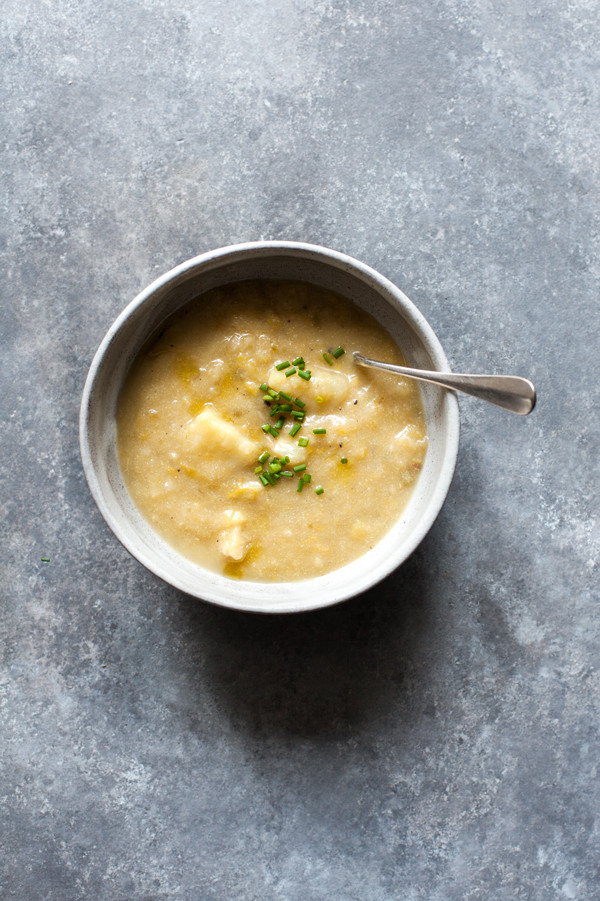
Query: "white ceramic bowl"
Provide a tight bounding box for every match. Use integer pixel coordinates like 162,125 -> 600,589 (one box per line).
80,242 -> 459,613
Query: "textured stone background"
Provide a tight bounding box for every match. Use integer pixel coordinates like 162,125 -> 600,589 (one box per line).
2,1 -> 599,899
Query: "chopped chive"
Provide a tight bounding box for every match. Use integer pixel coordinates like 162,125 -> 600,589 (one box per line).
290,423 -> 301,437
262,424 -> 271,434
323,352 -> 333,366
259,474 -> 269,486
285,367 -> 297,377
298,369 -> 311,381
260,382 -> 269,392
269,463 -> 282,473
263,394 -> 272,403
268,389 -> 278,398
279,391 -> 292,402
297,479 -> 304,493
292,356 -> 304,366
268,426 -> 278,438
273,472 -> 280,480
282,455 -> 290,464
293,397 -> 305,408
315,486 -> 324,495
298,437 -> 309,447
270,406 -> 280,417
271,456 -> 280,464
254,466 -> 263,474
332,346 -> 345,358
278,404 -> 293,411
41,557 -> 50,562
293,463 -> 306,473
276,360 -> 290,371
258,451 -> 270,463
316,395 -> 324,403
275,416 -> 285,430
281,470 -> 294,478
291,411 -> 305,420
303,473 -> 312,483
313,428 -> 327,435
341,457 -> 348,464
264,472 -> 276,485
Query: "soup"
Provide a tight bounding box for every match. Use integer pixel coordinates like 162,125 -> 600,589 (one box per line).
117,281 -> 428,580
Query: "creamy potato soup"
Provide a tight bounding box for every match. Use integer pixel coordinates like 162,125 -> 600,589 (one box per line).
117,281 -> 428,581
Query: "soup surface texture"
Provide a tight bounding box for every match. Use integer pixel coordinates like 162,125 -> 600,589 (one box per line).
117,281 -> 428,580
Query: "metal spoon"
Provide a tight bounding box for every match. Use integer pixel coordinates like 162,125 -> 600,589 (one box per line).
353,352 -> 536,415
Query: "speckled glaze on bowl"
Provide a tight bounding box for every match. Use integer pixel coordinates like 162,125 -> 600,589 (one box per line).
80,242 -> 459,613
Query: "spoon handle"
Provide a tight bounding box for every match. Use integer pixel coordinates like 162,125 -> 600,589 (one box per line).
353,353 -> 536,415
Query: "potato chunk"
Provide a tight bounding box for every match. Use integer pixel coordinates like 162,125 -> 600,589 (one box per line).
266,365 -> 351,406
186,406 -> 259,461
271,434 -> 307,464
393,424 -> 428,467
217,509 -> 249,561
217,525 -> 248,561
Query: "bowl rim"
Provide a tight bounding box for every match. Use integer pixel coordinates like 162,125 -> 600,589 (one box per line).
80,241 -> 460,613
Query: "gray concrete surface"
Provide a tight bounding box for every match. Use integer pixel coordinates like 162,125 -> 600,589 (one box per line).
1,1 -> 599,899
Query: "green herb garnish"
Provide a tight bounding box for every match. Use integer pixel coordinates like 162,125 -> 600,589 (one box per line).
256,350 -> 345,492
